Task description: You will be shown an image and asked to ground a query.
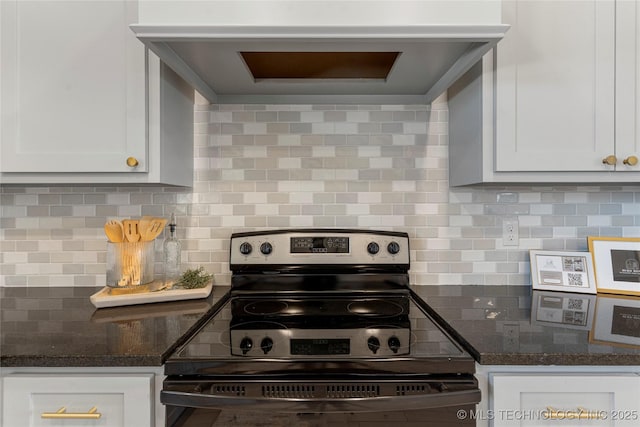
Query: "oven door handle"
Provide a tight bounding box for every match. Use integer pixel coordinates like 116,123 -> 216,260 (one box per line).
161,388 -> 481,413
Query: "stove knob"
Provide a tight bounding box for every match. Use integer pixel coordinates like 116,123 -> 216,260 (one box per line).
240,337 -> 253,355
388,336 -> 401,353
367,242 -> 380,255
239,242 -> 253,255
367,336 -> 381,354
387,241 -> 400,255
260,242 -> 273,255
260,337 -> 274,354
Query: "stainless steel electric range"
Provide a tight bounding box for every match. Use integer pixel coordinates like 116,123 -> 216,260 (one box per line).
163,229 -> 479,426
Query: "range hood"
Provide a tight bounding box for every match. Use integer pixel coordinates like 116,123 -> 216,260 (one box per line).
131,24 -> 509,104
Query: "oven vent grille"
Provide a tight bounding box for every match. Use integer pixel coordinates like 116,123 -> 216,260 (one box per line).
396,384 -> 431,396
212,384 -> 246,396
262,384 -> 316,398
326,384 -> 380,398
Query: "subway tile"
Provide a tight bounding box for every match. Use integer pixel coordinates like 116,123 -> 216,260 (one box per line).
553,203 -> 577,215
3,104 -> 639,289
600,203 -> 622,215
290,169 -> 313,180
38,194 -> 61,205
359,169 -> 381,180
381,123 -> 403,134
244,170 -> 267,181
277,111 -> 301,122
357,122 -> 381,133
369,111 -> 394,121
301,205 -> 324,216
612,215 -> 635,226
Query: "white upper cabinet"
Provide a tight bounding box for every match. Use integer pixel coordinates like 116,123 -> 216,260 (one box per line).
495,1 -> 615,172
0,0 -> 194,186
1,1 -> 146,173
615,0 -> 640,170
449,0 -> 640,184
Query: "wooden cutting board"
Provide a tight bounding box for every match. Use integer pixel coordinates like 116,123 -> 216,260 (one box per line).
90,280 -> 213,308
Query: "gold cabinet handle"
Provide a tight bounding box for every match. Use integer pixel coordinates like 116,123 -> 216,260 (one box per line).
602,155 -> 617,165
623,155 -> 638,166
41,406 -> 101,419
543,407 -> 603,420
126,157 -> 139,167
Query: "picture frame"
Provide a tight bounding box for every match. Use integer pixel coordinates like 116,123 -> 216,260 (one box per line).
531,290 -> 596,330
589,294 -> 640,348
529,250 -> 597,294
587,236 -> 640,296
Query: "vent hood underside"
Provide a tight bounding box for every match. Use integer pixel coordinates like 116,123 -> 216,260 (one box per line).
131,25 -> 509,104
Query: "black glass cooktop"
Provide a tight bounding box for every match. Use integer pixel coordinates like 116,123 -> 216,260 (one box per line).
165,290 -> 475,376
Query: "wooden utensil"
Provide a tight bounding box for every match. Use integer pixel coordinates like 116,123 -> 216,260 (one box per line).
138,216 -> 153,240
104,220 -> 124,243
122,219 -> 141,242
141,217 -> 167,241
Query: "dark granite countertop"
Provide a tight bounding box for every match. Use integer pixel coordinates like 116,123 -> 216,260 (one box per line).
413,285 -> 640,366
2,285 -> 640,367
0,286 -> 227,367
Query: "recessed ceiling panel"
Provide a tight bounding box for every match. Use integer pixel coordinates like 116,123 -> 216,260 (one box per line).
240,51 -> 399,80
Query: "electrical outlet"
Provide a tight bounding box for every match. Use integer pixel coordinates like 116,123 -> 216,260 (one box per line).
502,219 -> 519,246
503,324 -> 519,337
502,324 -> 520,351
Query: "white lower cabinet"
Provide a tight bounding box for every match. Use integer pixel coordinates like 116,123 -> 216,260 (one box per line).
474,366 -> 640,427
1,368 -> 165,427
492,374 -> 640,427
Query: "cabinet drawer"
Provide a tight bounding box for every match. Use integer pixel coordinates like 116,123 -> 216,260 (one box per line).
2,374 -> 153,427
491,373 -> 640,427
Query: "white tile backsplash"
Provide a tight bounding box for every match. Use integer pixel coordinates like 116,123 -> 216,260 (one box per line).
2,98 -> 640,288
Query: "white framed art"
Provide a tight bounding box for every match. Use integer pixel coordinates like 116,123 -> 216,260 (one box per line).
529,250 -> 597,294
588,236 -> 640,296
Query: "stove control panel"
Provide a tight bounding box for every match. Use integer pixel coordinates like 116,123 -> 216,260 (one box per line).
231,328 -> 411,358
230,230 -> 409,267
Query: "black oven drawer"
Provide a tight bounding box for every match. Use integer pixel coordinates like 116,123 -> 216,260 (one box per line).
166,405 -> 479,427
162,375 -> 480,413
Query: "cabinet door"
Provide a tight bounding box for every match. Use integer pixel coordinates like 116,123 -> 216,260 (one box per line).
2,374 -> 153,427
615,0 -> 640,170
492,373 -> 640,427
495,1 -> 616,172
0,0 -> 147,173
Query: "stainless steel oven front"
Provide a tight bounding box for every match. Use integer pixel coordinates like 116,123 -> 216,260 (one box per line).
162,229 -> 479,426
